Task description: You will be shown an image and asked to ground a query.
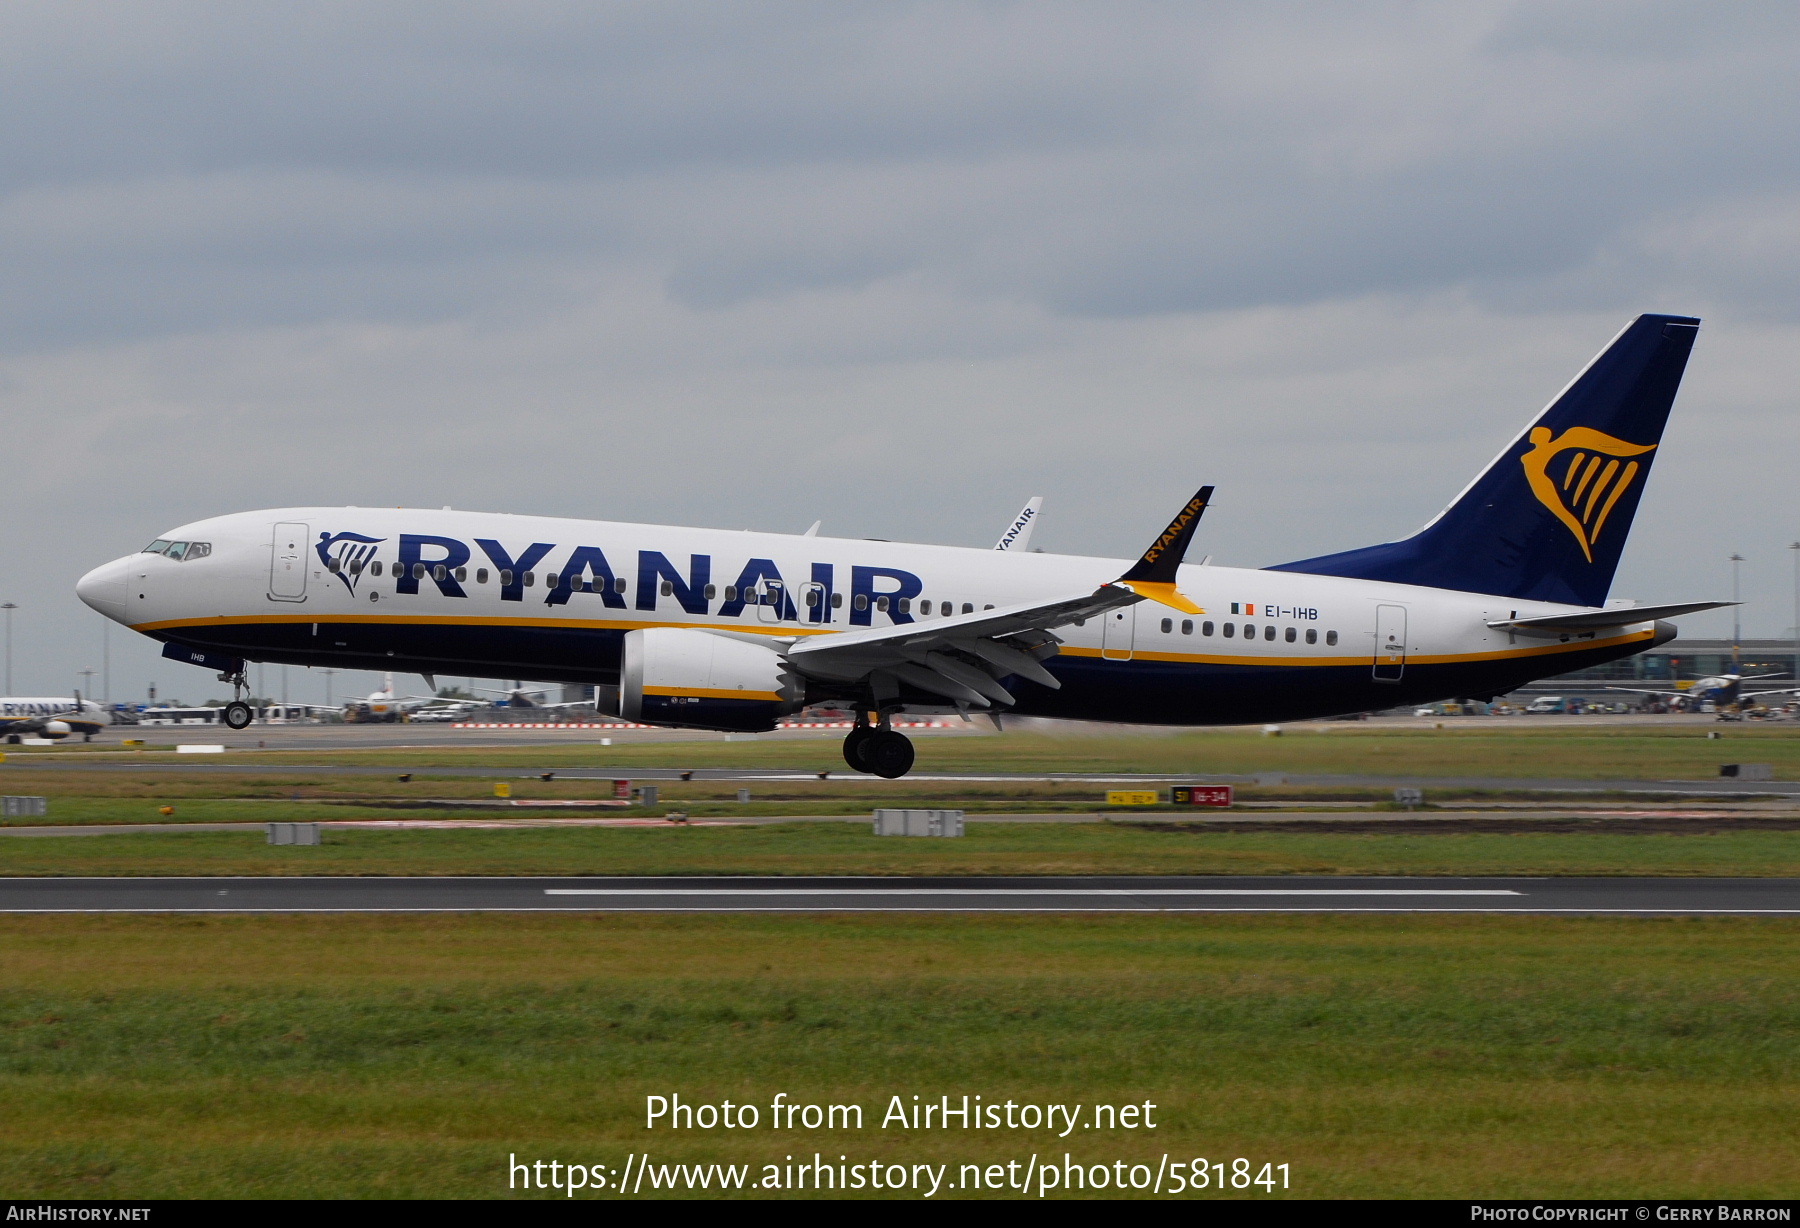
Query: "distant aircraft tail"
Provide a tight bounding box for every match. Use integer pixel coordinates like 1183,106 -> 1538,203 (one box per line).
1269,313 -> 1700,607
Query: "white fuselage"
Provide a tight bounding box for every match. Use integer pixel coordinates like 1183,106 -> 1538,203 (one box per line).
75,506 -> 1663,725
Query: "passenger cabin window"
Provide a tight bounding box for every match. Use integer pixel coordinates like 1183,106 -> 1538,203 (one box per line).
704,584 -> 716,600
454,567 -> 466,582
1285,626 -> 1296,642
614,577 -> 627,593
1160,618 -> 1172,634
806,589 -> 821,607
661,581 -> 674,597
897,598 -> 910,614
1202,621 -> 1213,636
432,565 -> 447,582
371,561 -> 384,577
1326,630 -> 1338,646
962,602 -> 973,614
1181,620 -> 1193,635
476,568 -> 488,584
832,593 -> 843,608
412,563 -> 426,580
876,596 -> 890,612
1265,626 -> 1276,641
523,572 -> 535,587
1222,623 -> 1234,638
1243,624 -> 1254,638
350,560 -> 364,575
853,594 -> 868,611
326,558 -> 341,573
1305,628 -> 1317,644
498,569 -> 512,586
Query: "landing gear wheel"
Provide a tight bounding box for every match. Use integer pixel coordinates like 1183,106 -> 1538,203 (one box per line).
842,726 -> 877,773
222,701 -> 253,730
863,729 -> 915,779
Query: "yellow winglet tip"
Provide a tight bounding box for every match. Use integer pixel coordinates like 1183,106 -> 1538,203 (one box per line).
1120,581 -> 1203,615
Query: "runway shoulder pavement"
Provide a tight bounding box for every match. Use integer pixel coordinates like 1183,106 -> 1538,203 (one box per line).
3,875 -> 1799,914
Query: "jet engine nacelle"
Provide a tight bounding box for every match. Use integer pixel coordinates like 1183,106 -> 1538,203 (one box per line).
620,627 -> 802,732
41,721 -> 71,739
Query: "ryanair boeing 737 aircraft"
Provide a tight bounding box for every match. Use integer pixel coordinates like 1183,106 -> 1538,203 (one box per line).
77,314 -> 1725,777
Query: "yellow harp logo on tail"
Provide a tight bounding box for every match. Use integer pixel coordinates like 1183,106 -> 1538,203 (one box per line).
1520,427 -> 1657,562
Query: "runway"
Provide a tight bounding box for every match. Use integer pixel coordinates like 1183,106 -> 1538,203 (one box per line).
5,875 -> 1799,913
6,757 -> 1798,796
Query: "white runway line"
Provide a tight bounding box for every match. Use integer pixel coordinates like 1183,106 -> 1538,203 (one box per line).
542,887 -> 1525,897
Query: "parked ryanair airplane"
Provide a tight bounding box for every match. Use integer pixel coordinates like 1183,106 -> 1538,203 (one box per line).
77,314 -> 1724,777
0,695 -> 111,743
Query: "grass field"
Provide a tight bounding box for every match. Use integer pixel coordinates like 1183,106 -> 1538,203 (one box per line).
2,912 -> 1795,1199
8,821 -> 1800,878
4,729 -> 1796,1199
13,721 -> 1800,778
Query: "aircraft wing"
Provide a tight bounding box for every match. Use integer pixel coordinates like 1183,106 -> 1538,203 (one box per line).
786,487 -> 1212,708
1609,684 -> 1800,700
0,710 -> 104,734
1486,600 -> 1734,633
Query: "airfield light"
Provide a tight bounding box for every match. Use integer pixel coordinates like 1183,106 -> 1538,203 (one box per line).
1730,554 -> 1744,675
0,602 -> 16,694
1790,543 -> 1800,688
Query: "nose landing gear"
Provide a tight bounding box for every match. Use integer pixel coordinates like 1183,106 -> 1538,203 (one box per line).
841,714 -> 915,779
219,668 -> 254,731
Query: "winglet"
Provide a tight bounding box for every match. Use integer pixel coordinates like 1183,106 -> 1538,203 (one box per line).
994,497 -> 1044,552
1115,486 -> 1212,613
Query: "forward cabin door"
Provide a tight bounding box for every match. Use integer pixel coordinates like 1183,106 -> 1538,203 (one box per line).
1373,604 -> 1407,682
269,522 -> 308,601
754,578 -> 789,625
1101,605 -> 1135,660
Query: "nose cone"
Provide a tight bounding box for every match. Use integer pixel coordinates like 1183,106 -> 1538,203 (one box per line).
76,556 -> 132,622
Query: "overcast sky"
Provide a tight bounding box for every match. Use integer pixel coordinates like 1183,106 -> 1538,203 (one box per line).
4,1 -> 1798,703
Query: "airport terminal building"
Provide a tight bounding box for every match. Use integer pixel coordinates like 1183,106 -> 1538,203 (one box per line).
1515,638 -> 1800,703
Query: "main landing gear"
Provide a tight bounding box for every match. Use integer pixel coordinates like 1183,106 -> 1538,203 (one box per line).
219,667 -> 254,731
842,717 -> 915,779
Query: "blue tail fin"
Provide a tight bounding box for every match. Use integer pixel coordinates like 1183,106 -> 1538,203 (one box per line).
1268,313 -> 1699,608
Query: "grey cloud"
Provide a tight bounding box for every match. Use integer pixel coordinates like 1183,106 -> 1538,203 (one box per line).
3,1 -> 1800,347
3,3 -> 1800,700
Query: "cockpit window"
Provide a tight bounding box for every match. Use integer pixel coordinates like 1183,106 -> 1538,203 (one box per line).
143,540 -> 211,561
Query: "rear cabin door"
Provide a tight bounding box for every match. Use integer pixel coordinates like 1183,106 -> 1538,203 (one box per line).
1101,604 -> 1135,660
1373,604 -> 1407,682
269,522 -> 308,601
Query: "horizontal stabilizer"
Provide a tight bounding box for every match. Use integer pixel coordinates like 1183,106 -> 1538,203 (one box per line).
1486,600 -> 1733,633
